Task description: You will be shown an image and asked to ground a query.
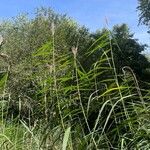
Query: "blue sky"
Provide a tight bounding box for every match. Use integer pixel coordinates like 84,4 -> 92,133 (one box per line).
0,0 -> 149,51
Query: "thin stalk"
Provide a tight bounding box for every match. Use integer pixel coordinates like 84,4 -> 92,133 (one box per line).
72,47 -> 98,149
51,22 -> 65,130
108,31 -> 132,131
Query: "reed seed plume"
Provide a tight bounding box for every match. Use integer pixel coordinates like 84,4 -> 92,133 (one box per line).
71,46 -> 78,57
0,35 -> 3,46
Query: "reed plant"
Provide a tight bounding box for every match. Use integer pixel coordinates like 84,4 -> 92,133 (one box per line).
0,26 -> 150,150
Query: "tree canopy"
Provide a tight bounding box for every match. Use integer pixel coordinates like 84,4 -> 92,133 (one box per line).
137,0 -> 150,32
89,24 -> 150,80
112,24 -> 150,79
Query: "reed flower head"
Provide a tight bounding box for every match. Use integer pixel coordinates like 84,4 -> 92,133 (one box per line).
51,22 -> 55,36
0,35 -> 3,46
0,53 -> 9,59
71,46 -> 78,57
45,63 -> 53,73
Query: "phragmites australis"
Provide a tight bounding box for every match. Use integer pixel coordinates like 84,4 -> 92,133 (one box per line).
0,35 -> 3,46
45,63 -> 53,73
0,53 -> 9,60
51,22 -> 55,36
71,46 -> 78,57
0,35 -> 9,60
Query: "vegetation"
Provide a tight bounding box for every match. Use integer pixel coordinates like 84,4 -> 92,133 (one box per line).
91,24 -> 150,80
0,7 -> 150,150
137,0 -> 150,32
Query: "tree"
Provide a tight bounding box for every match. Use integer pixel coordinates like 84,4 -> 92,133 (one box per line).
137,0 -> 150,32
90,24 -> 150,80
0,7 -> 92,120
112,24 -> 150,79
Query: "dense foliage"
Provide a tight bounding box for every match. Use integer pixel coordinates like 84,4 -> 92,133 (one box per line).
90,24 -> 150,80
137,0 -> 150,32
0,7 -> 150,149
137,0 -> 150,25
